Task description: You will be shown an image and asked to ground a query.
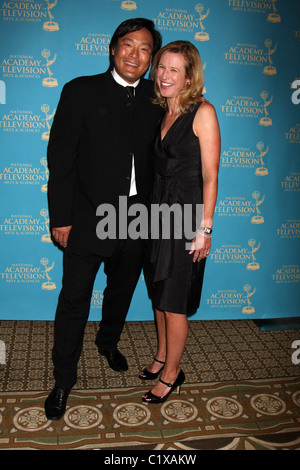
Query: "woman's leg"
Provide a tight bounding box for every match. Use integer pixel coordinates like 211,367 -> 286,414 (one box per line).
143,308 -> 167,374
145,311 -> 188,397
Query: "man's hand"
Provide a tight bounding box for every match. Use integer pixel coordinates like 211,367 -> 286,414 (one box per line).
52,226 -> 72,248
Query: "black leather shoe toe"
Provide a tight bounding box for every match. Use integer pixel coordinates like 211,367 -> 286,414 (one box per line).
44,386 -> 70,421
99,348 -> 128,372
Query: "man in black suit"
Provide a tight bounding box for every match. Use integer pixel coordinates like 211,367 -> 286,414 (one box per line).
44,18 -> 163,420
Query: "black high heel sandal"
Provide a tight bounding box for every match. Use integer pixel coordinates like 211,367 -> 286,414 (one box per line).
138,358 -> 165,380
142,370 -> 185,404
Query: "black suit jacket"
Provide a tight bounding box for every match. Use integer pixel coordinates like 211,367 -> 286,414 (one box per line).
47,70 -> 163,255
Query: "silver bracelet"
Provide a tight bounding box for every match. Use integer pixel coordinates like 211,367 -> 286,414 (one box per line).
199,226 -> 213,234
196,229 -> 212,239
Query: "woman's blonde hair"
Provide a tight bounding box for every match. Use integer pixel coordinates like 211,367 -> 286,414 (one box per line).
150,40 -> 205,114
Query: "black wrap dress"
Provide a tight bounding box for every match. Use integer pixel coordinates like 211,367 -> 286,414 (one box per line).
147,102 -> 206,315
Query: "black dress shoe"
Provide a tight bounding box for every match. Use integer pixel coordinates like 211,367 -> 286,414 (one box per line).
98,347 -> 128,372
44,386 -> 70,421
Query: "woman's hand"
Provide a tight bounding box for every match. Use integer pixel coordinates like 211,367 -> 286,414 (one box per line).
189,231 -> 211,262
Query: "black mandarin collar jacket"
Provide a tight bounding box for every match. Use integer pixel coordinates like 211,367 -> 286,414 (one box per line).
47,70 -> 163,255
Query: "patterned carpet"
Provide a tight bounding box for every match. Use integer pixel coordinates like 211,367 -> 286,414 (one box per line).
0,319 -> 300,450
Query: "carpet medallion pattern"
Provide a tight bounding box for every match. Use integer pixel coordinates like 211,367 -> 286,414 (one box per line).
1,377 -> 300,450
0,319 -> 300,450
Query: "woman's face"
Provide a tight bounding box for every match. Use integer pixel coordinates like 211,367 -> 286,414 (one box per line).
156,51 -> 190,100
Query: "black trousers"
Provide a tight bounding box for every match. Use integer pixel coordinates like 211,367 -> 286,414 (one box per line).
52,236 -> 144,389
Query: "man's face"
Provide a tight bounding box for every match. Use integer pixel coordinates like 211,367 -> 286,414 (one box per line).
112,28 -> 153,84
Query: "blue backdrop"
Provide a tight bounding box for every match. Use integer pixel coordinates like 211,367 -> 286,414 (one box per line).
0,0 -> 299,321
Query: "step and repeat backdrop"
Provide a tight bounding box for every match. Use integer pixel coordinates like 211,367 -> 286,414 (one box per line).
0,0 -> 299,321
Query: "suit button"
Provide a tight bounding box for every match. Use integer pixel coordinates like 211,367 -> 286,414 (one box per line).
125,176 -> 130,180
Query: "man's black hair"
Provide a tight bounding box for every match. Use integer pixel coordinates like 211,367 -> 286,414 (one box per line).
109,18 -> 162,69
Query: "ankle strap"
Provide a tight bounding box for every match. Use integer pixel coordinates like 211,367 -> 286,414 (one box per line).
159,378 -> 172,388
154,358 -> 165,365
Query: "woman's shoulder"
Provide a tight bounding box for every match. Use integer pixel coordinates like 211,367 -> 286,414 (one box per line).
195,98 -> 217,119
192,98 -> 219,137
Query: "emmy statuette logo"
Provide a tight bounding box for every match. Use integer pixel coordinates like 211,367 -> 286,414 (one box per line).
255,142 -> 269,176
259,91 -> 273,127
41,49 -> 58,88
251,191 -> 265,224
263,39 -> 277,76
40,258 -> 56,290
247,239 -> 260,271
43,0 -> 59,31
121,0 -> 137,10
242,284 -> 256,314
40,157 -> 49,193
40,209 -> 51,243
194,3 -> 210,41
267,0 -> 281,23
41,104 -> 56,141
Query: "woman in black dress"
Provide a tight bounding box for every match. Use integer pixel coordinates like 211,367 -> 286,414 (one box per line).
140,41 -> 221,404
